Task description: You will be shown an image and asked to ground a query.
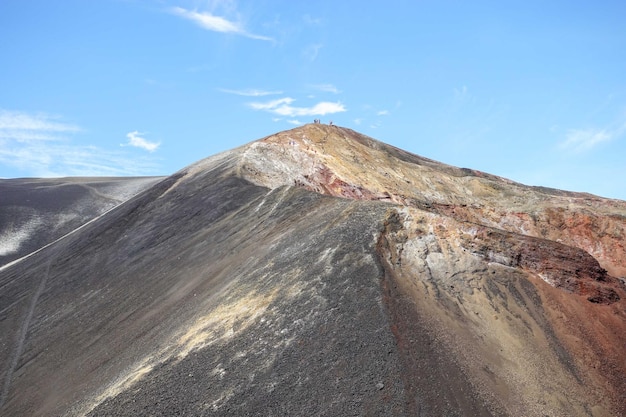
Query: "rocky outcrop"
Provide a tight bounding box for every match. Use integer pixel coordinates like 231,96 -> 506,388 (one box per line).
458,224 -> 619,304
376,206 -> 626,416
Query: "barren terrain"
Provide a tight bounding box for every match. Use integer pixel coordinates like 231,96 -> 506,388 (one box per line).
1,124 -> 624,416
0,177 -> 163,269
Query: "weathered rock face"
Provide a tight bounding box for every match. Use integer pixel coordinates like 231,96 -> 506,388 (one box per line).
1,124 -> 625,416
376,207 -> 625,416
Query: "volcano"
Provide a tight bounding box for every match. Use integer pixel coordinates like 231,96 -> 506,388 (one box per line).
1,124 -> 625,416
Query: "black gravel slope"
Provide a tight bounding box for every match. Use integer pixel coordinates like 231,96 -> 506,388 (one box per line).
0,177 -> 164,268
0,162 -> 492,416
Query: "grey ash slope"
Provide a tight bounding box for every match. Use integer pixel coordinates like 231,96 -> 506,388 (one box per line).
1,124 -> 625,416
0,177 -> 164,268
0,158 -> 413,416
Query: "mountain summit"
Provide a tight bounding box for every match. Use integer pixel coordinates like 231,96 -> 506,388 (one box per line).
1,124 -> 625,416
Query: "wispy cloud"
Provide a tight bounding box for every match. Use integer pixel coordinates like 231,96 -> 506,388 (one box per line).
0,110 -> 160,177
169,7 -> 272,41
454,85 -> 468,100
0,109 -> 79,142
302,43 -> 323,61
248,97 -> 346,117
219,88 -> 283,97
303,14 -> 323,26
311,84 -> 341,94
377,110 -> 389,116
0,144 -> 159,177
287,119 -> 302,125
0,140 -> 160,177
248,97 -> 295,111
123,131 -> 160,152
559,128 -> 611,152
559,121 -> 626,152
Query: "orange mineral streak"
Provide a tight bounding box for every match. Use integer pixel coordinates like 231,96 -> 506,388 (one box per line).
537,280 -> 626,416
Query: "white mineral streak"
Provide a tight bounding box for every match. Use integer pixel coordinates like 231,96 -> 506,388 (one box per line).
0,218 -> 42,256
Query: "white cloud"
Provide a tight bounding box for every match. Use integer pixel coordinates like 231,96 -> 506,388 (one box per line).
0,110 -> 80,142
0,110 -> 79,132
169,7 -> 272,41
559,124 -> 626,152
0,130 -> 64,142
377,110 -> 389,116
248,97 -> 294,111
287,119 -> 302,125
248,97 -> 346,117
219,88 -> 283,97
559,128 -> 614,152
354,118 -> 362,125
311,84 -> 341,94
0,138 -> 158,177
0,110 -> 160,177
124,131 -> 160,152
303,14 -> 323,26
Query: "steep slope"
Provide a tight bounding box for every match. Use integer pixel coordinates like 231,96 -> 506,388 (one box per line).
0,177 -> 164,268
1,158 -> 415,416
1,124 -> 624,416
237,125 -> 626,415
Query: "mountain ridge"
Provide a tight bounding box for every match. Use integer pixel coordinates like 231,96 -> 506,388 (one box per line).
207,124 -> 625,278
1,124 -> 624,416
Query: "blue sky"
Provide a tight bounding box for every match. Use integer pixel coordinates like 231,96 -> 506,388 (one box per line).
1,1 -> 625,200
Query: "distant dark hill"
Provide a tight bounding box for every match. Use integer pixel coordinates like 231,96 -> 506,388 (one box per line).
0,177 -> 164,268
1,124 -> 625,416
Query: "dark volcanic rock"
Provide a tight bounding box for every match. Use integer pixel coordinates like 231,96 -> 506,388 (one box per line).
458,224 -> 620,304
1,124 -> 625,416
